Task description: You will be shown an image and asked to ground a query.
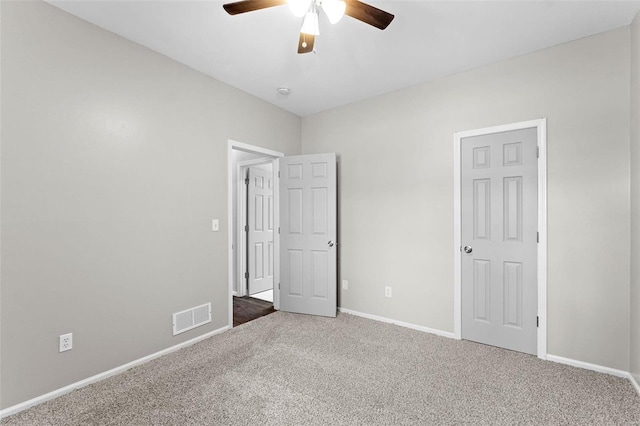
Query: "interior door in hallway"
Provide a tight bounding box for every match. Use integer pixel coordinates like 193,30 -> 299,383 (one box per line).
278,153 -> 337,317
247,166 -> 274,295
461,128 -> 538,355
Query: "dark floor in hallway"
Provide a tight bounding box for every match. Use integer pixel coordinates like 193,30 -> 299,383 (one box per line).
233,296 -> 276,327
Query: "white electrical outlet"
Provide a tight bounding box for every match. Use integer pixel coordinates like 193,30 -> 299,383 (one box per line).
342,280 -> 349,290
59,333 -> 72,352
385,286 -> 392,298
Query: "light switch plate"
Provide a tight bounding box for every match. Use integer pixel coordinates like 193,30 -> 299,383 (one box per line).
212,219 -> 219,232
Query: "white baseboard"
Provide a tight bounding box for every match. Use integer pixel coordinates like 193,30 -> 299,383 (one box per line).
547,355 -> 640,397
338,307 -> 456,339
338,309 -> 638,395
0,325 -> 230,420
4,319 -> 638,420
546,354 -> 629,378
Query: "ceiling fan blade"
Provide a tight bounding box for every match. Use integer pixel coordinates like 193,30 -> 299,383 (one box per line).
297,33 -> 315,54
344,0 -> 394,30
223,0 -> 287,15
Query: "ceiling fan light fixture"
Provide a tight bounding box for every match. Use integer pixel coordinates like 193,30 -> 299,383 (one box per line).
300,10 -> 320,36
322,0 -> 345,24
222,0 -> 395,54
288,0 -> 312,17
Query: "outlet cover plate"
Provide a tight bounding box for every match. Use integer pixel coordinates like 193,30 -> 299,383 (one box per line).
59,333 -> 73,352
385,286 -> 392,298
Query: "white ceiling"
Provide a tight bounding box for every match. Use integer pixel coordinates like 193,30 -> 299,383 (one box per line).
48,0 -> 640,116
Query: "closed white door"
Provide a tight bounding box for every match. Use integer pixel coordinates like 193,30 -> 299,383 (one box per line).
278,153 -> 337,317
247,167 -> 274,295
461,128 -> 538,355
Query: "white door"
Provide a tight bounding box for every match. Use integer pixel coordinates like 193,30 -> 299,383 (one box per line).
461,128 -> 538,355
247,167 -> 274,295
278,153 -> 337,317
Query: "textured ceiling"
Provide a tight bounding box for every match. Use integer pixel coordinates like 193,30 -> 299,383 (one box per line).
48,0 -> 640,116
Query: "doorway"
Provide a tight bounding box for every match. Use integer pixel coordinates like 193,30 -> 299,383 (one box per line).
227,141 -> 339,328
228,140 -> 283,328
453,119 -> 547,359
236,159 -> 274,300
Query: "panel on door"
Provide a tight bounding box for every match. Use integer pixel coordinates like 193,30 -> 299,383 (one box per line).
279,153 -> 337,317
461,128 -> 537,355
248,167 -> 274,295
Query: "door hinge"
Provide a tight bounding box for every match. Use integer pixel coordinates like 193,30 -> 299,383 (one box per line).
278,171 -> 280,178
537,232 -> 539,243
244,272 -> 249,279
536,146 -> 540,158
245,178 -> 249,185
537,316 -> 539,327
278,282 -> 281,290
245,225 -> 248,232
278,227 -> 280,234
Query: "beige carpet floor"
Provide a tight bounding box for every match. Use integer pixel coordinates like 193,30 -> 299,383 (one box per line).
3,312 -> 640,425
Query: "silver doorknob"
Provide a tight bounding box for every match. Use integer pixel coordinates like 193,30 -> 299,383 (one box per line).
328,241 -> 335,247
463,245 -> 473,254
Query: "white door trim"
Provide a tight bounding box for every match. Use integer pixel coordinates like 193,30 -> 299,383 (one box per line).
453,119 -> 547,360
227,140 -> 283,329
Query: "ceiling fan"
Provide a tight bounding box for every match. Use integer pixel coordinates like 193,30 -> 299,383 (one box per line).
223,0 -> 394,54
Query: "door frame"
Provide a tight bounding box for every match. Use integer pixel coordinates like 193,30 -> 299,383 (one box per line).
453,119 -> 547,360
235,158 -> 274,298
227,140 -> 283,328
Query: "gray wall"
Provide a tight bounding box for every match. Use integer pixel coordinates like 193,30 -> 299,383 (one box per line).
631,11 -> 640,385
301,28 -> 631,371
0,1 -> 300,409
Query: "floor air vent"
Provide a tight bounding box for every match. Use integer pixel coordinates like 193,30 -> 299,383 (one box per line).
173,302 -> 211,336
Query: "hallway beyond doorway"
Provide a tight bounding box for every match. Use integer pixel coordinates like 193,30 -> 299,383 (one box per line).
233,296 -> 275,327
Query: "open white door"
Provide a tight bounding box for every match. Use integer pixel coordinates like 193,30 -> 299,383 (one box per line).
278,153 -> 337,317
247,167 -> 274,295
